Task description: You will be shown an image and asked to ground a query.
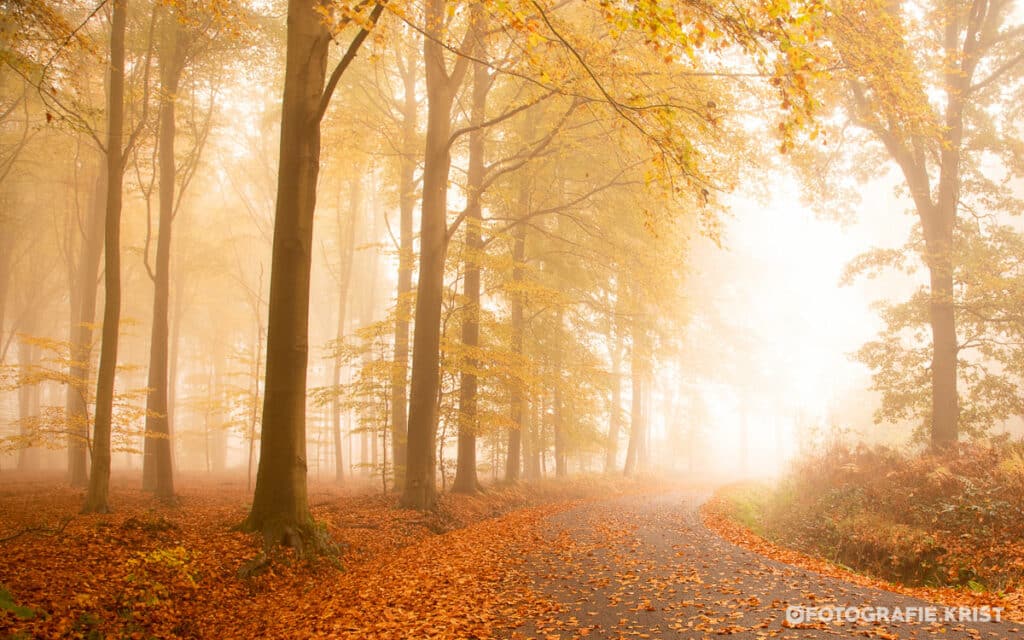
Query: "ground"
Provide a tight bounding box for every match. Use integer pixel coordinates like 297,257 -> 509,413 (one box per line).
1,477 -> 1021,639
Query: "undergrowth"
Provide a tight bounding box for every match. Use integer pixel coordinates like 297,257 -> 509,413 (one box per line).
717,438 -> 1024,592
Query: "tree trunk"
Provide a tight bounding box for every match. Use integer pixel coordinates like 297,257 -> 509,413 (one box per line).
623,320 -> 645,477
503,163 -> 531,484
0,236 -> 7,365
401,0 -> 462,509
167,264 -> 184,468
552,313 -> 567,478
242,0 -> 329,547
359,175 -> 377,478
390,49 -> 418,492
331,174 -> 359,484
83,0 -> 128,514
143,9 -> 184,500
504,223 -> 526,483
246,320 -> 263,493
925,16 -> 967,448
452,33 -> 488,494
604,335 -> 622,474
525,385 -> 541,480
66,162 -> 106,487
17,316 -> 37,471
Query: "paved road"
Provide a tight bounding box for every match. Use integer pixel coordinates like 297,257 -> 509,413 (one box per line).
502,492 -> 1021,639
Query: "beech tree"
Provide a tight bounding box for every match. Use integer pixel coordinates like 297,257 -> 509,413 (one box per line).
819,0 -> 1024,447
241,0 -> 384,549
82,0 -> 130,514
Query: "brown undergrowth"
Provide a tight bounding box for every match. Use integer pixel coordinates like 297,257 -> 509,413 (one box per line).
702,440 -> 1024,623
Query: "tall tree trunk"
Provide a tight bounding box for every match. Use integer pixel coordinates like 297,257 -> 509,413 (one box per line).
402,0 -> 466,509
211,354 -> 227,472
390,48 -> 418,493
17,316 -> 37,471
623,319 -> 645,477
83,0 -> 128,514
331,177 -> 358,485
504,222 -> 527,483
246,319 -> 263,493
0,235 -> 7,365
452,31 -> 488,494
359,175 -> 377,478
167,271 -> 183,472
926,11 -> 967,448
143,10 -> 185,499
525,384 -> 541,479
66,163 -> 106,487
242,0 -> 329,546
604,333 -> 622,474
552,313 -> 567,478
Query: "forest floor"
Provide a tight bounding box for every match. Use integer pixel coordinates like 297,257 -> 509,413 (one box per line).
0,472 -> 660,639
3,474 -> 1020,639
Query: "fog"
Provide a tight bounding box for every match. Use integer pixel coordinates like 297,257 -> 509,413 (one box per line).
1,0 -> 1022,500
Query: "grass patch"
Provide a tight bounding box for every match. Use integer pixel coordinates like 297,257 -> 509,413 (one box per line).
712,482 -> 771,536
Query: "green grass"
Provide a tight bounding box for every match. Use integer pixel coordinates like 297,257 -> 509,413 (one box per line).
715,482 -> 771,536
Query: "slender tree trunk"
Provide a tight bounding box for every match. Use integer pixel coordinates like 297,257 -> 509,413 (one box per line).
83,0 -> 128,514
540,391 -> 548,477
143,10 -> 184,499
167,265 -> 183,454
17,316 -> 37,471
242,0 -> 329,546
604,335 -> 622,473
452,32 -> 488,494
246,322 -> 263,493
504,223 -> 526,483
402,0 -> 464,509
66,163 -> 105,487
623,319 -> 645,477
212,355 -> 227,472
359,176 -> 378,478
0,236 -> 7,365
390,49 -> 418,492
552,313 -> 566,478
525,385 -> 541,479
331,175 -> 358,484
203,365 -> 214,471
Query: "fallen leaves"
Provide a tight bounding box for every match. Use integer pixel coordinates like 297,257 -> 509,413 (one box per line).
0,475 -> 620,639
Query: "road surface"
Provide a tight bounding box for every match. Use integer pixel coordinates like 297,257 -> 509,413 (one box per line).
502,492 -> 1020,639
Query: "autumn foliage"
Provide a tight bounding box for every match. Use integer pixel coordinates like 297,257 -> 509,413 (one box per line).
704,441 -> 1024,621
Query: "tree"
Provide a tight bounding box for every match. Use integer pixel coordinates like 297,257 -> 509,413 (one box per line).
451,5 -> 489,493
401,0 -> 475,509
83,0 -> 130,514
819,0 -> 1024,447
141,4 -> 187,501
241,0 -> 384,550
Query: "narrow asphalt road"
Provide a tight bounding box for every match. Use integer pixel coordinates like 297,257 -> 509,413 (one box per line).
502,492 -> 1021,639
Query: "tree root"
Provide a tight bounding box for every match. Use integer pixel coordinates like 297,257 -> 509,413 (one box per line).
236,517 -> 344,578
0,517 -> 73,544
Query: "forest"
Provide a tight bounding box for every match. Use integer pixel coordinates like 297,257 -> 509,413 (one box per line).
1,0 -> 1023,638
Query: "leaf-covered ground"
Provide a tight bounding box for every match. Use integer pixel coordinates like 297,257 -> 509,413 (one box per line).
5,477 -> 1020,639
505,492 -> 1023,639
0,474 -> 631,639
